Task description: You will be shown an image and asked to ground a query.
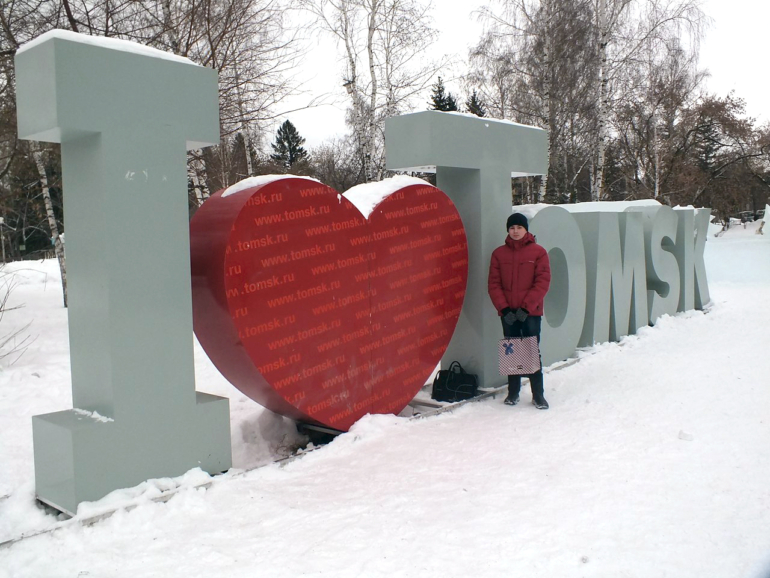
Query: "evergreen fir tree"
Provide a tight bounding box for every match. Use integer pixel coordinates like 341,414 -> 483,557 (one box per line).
270,120 -> 308,168
465,90 -> 487,117
445,92 -> 458,112
428,77 -> 459,112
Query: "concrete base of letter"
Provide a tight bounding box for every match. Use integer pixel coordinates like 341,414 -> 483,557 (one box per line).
33,394 -> 230,516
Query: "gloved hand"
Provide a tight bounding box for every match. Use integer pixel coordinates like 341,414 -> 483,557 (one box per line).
501,307 -> 516,325
515,307 -> 529,322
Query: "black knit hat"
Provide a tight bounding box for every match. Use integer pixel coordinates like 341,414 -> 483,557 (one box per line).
506,213 -> 528,231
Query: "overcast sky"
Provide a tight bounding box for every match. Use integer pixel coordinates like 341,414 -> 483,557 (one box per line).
279,0 -> 768,149
698,0 -> 766,120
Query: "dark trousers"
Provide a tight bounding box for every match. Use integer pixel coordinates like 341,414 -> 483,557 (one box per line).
501,316 -> 544,398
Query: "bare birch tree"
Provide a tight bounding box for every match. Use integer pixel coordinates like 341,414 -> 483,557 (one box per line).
590,0 -> 706,200
129,0 -> 302,195
31,143 -> 67,305
302,0 -> 445,182
612,37 -> 705,200
470,0 -> 705,202
0,0 -> 300,315
1,0 -> 68,304
471,0 -> 595,202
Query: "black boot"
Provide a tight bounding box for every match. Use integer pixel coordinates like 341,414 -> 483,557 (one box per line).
504,375 -> 521,405
529,371 -> 549,410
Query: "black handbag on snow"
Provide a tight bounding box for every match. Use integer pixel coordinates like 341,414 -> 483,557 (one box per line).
431,361 -> 479,402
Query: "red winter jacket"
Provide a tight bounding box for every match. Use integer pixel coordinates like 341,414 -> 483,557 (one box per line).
488,233 -> 551,316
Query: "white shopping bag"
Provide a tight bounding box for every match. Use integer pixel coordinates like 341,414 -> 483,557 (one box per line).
498,336 -> 541,375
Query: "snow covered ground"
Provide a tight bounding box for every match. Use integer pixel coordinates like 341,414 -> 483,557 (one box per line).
0,219 -> 768,577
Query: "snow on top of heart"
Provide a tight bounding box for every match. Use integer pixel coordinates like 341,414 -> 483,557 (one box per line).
343,175 -> 431,218
18,30 -> 196,66
221,175 -> 321,198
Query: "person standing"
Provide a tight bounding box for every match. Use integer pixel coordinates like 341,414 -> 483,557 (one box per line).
488,213 -> 551,409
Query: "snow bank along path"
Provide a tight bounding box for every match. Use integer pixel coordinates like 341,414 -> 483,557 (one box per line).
0,221 -> 768,578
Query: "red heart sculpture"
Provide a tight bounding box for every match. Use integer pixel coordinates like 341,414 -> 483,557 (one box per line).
190,177 -> 468,431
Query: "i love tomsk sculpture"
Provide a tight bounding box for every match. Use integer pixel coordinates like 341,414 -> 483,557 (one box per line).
14,30 -> 709,514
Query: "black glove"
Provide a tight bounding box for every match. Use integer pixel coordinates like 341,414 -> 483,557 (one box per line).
515,307 -> 529,322
501,307 -> 516,325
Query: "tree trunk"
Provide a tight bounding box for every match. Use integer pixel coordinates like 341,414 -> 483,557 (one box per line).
539,0 -> 555,203
365,0 -> 379,182
653,113 -> 660,199
62,0 -> 80,33
32,144 -> 67,307
234,65 -> 254,178
593,0 -> 609,202
161,0 -> 180,54
338,2 -> 370,182
188,150 -> 211,206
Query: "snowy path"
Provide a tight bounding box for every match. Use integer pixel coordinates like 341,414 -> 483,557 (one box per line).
0,225 -> 768,577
